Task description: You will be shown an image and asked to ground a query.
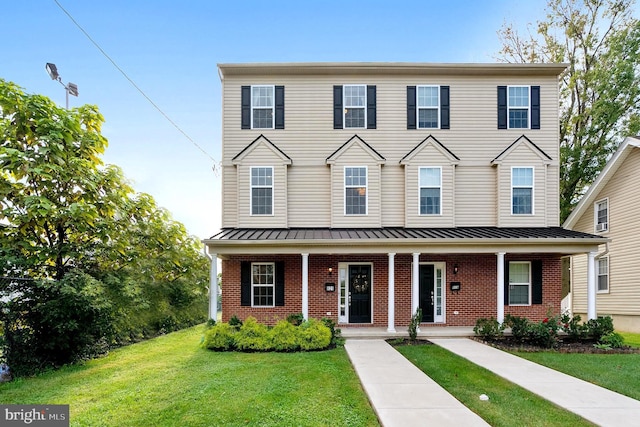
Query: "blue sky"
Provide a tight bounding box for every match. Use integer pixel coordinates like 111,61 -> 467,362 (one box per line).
3,0 -> 559,238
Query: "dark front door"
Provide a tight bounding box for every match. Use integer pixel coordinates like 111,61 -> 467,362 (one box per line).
349,265 -> 372,323
419,264 -> 435,323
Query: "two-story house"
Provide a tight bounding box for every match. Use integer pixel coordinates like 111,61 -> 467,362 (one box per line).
564,136 -> 640,333
204,62 -> 606,331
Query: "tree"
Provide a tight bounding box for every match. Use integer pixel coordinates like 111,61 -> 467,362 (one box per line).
497,0 -> 640,221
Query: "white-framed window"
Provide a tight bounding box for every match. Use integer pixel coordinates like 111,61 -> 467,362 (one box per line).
512,167 -> 534,215
417,85 -> 440,129
597,257 -> 609,293
343,85 -> 366,128
508,86 -> 530,129
595,198 -> 608,232
419,167 -> 441,215
250,167 -> 273,215
344,166 -> 367,215
509,261 -> 531,305
251,85 -> 274,129
251,262 -> 274,307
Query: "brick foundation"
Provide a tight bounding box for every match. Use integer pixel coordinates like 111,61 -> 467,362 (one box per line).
220,253 -> 563,327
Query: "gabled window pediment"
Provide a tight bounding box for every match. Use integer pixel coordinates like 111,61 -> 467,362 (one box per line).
326,135 -> 386,165
232,134 -> 292,166
491,135 -> 552,165
400,135 -> 459,166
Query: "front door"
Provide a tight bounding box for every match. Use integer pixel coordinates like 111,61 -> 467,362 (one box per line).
419,264 -> 435,323
349,265 -> 372,323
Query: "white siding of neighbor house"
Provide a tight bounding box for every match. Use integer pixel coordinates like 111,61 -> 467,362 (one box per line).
570,148 -> 640,318
220,67 -> 561,228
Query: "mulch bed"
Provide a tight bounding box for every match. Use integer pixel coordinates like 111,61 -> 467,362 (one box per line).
471,336 -> 640,354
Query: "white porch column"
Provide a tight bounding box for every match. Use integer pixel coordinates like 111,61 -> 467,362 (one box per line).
302,253 -> 309,320
209,252 -> 218,321
387,253 -> 396,333
412,253 -> 420,315
587,251 -> 597,320
496,252 -> 505,324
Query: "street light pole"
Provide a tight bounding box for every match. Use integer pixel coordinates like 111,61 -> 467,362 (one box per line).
45,63 -> 78,109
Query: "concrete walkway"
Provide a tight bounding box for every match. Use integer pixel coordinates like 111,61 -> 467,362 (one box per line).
430,338 -> 640,427
344,339 -> 489,427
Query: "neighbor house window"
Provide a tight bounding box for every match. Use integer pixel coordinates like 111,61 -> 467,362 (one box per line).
595,199 -> 608,232
512,167 -> 533,215
597,257 -> 609,292
419,167 -> 441,215
509,261 -> 531,305
252,85 -> 274,129
252,262 -> 274,307
508,86 -> 530,129
251,167 -> 273,215
345,166 -> 367,215
344,85 -> 366,128
417,86 -> 440,128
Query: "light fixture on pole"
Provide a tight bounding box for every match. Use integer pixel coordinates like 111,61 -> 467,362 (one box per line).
45,62 -> 78,108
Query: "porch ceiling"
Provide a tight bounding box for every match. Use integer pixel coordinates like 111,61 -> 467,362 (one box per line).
203,227 -> 607,256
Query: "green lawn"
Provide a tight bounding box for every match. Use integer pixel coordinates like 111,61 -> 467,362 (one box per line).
0,326 -> 378,427
619,331 -> 640,348
396,344 -> 595,427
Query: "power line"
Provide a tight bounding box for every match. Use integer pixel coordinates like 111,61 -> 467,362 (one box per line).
53,0 -> 219,172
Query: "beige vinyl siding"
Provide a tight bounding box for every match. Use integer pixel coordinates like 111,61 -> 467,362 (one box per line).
221,71 -> 560,227
236,164 -> 288,228
455,166 -> 496,226
221,166 -> 237,227
288,165 -> 331,227
571,148 -> 640,316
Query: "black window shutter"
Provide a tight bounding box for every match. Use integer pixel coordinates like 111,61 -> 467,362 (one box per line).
241,86 -> 251,130
240,261 -> 251,306
531,86 -> 540,129
275,261 -> 285,306
497,86 -> 507,129
333,85 -> 343,129
407,86 -> 416,129
367,85 -> 376,129
504,259 -> 510,306
532,260 -> 543,304
440,86 -> 450,129
274,86 -> 285,129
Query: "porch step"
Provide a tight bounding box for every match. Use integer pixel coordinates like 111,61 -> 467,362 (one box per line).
340,326 -> 475,340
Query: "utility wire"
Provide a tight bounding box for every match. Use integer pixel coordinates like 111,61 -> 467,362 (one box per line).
53,0 -> 219,173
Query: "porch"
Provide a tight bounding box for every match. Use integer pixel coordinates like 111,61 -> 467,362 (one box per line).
340,326 -> 475,339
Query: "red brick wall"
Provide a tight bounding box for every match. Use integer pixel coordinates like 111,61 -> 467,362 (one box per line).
221,253 -> 563,326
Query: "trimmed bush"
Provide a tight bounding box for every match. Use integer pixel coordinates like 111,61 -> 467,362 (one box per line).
269,320 -> 300,351
527,317 -> 560,348
505,314 -> 530,342
202,323 -> 236,351
473,317 -> 504,340
321,317 -> 344,347
298,319 -> 332,350
286,313 -> 304,326
235,317 -> 270,351
585,316 -> 614,341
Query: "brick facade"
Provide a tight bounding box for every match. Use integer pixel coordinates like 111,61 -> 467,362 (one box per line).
221,252 -> 563,327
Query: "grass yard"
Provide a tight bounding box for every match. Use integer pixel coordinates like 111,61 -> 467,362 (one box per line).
396,344 -> 594,427
0,326 -> 379,427
619,331 -> 640,348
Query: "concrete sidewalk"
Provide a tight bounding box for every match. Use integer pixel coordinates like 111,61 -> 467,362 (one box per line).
430,338 -> 640,427
344,339 -> 489,427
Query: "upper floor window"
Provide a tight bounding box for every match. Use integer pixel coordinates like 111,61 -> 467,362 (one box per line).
251,167 -> 273,215
417,86 -> 440,128
419,167 -> 441,215
512,167 -> 534,215
407,85 -> 450,130
345,167 -> 367,215
241,86 -> 284,130
508,261 -> 531,305
252,262 -> 274,307
497,85 -> 540,130
597,257 -> 609,292
333,85 -> 376,129
595,199 -> 608,232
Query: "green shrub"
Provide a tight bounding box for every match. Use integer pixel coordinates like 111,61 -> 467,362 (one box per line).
560,313 -> 587,341
286,313 -> 304,326
321,317 -> 344,347
408,307 -> 422,341
235,317 -> 270,351
228,315 -> 243,330
527,317 -> 560,348
269,320 -> 300,351
299,319 -> 332,350
473,317 -> 505,340
202,323 -> 236,351
598,332 -> 624,349
585,316 -> 614,341
505,314 -> 530,342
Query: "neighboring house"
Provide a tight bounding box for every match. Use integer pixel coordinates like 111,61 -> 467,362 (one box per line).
204,62 -> 606,331
564,136 -> 640,333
